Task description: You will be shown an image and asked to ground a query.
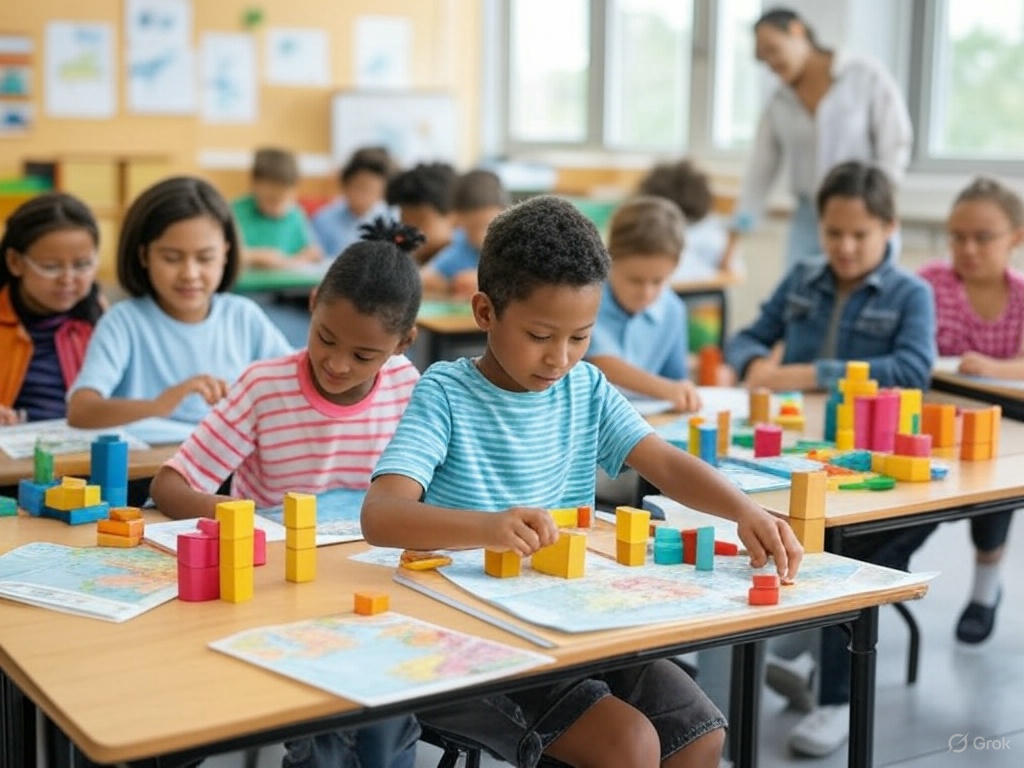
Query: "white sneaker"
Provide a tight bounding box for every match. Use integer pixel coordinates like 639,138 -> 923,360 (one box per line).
765,650 -> 816,712
788,704 -> 850,757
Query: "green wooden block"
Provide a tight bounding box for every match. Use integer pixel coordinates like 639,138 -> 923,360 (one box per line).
34,445 -> 54,484
0,496 -> 17,517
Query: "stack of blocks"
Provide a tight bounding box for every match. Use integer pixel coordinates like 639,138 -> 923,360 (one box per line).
532,531 -> 586,578
96,507 -> 144,547
753,424 -> 782,458
653,527 -> 682,564
615,505 -> 649,567
880,433 -> 933,481
748,573 -> 780,605
284,492 -> 317,583
749,388 -> 771,426
354,591 -> 389,615
851,388 -> 900,452
484,548 -> 522,578
898,390 -> 923,435
90,435 -> 129,507
177,517 -> 265,602
774,397 -> 805,432
788,471 -> 826,553
217,500 -> 256,602
698,345 -> 722,386
549,505 -> 592,528
17,444 -> 59,516
961,406 -> 1001,461
835,362 -> 878,450
42,477 -> 109,524
921,403 -> 956,448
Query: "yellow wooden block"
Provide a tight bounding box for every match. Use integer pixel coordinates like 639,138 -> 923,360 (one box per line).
688,417 -> 704,456
97,517 -> 144,538
616,539 -> 646,567
532,532 -> 585,579
44,485 -> 71,510
220,566 -> 254,602
749,389 -> 771,425
960,442 -> 992,462
840,379 -> 878,402
61,477 -> 87,488
220,536 -> 254,568
790,517 -> 825,554
836,403 -> 854,430
109,507 -> 143,521
550,508 -> 578,528
898,389 -> 922,434
846,361 -> 870,381
789,471 -> 826,519
615,506 -> 650,544
774,414 -> 805,432
484,549 -> 522,578
884,455 -> 930,481
990,406 -> 1001,457
870,452 -> 887,474
62,484 -> 101,509
286,526 -> 316,550
354,591 -> 389,615
215,500 -> 255,539
835,429 -> 854,451
96,532 -> 140,548
283,492 -> 317,528
285,547 -> 316,582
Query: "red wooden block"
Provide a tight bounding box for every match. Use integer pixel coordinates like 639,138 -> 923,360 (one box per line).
682,529 -> 697,565
177,532 -> 219,568
177,562 -> 219,601
894,433 -> 932,457
714,540 -> 739,556
576,505 -> 592,528
698,346 -> 722,386
752,573 -> 780,589
748,586 -> 779,605
253,528 -> 267,566
854,396 -> 875,450
754,424 -> 783,458
197,518 -> 220,537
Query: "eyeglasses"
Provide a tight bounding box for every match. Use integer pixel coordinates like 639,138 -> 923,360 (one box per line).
948,231 -> 1012,247
20,253 -> 98,279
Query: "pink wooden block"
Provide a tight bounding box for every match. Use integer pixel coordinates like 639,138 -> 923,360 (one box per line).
870,390 -> 900,452
177,562 -> 219,601
197,518 -> 220,537
854,396 -> 875,450
754,424 -> 783,457
894,433 -> 932,457
253,528 -> 267,566
177,532 -> 219,568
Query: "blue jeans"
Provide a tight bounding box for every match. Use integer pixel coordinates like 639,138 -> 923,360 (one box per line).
283,716 -> 420,768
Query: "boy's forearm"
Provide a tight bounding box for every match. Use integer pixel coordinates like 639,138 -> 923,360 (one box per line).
362,492 -> 489,550
149,466 -> 227,520
67,391 -> 163,428
589,356 -> 679,401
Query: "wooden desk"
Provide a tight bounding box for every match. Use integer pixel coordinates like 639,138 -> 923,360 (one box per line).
414,313 -> 485,367
0,445 -> 179,488
931,370 -> 1024,420
0,512 -> 925,768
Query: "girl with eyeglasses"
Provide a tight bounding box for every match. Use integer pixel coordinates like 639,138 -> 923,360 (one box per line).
919,177 -> 1024,645
1,193 -> 104,424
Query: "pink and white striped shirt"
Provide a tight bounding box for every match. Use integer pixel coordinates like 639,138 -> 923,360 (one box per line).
166,350 -> 419,507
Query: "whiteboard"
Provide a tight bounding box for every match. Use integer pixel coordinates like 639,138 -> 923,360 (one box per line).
331,91 -> 457,167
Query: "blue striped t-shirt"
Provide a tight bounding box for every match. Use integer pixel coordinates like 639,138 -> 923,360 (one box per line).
372,357 -> 653,511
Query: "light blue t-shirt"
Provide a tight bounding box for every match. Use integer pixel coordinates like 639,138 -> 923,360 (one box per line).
311,199 -> 392,259
372,357 -> 653,510
69,294 -> 293,423
427,229 -> 479,279
587,281 -> 689,380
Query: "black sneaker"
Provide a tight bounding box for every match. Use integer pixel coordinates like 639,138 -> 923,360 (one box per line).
956,588 -> 1001,644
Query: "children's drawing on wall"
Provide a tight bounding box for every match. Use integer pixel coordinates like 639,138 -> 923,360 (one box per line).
354,16 -> 411,89
126,0 -> 196,114
0,35 -> 33,134
200,32 -> 256,123
44,22 -> 115,118
266,27 -> 328,86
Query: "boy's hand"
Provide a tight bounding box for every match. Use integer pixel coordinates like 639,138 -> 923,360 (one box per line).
157,375 -> 229,414
0,405 -> 22,426
487,507 -> 559,556
665,380 -> 702,412
736,506 -> 803,582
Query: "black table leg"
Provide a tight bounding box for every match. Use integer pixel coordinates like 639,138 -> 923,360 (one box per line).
1,668 -> 36,768
848,606 -> 879,768
728,641 -> 763,768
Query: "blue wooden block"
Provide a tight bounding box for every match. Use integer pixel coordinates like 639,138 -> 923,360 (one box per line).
17,479 -> 57,516
653,542 -> 683,565
41,502 -> 110,525
824,388 -> 842,442
695,526 -> 715,571
698,425 -> 718,466
0,496 -> 17,517
642,496 -> 667,520
91,435 -> 128,506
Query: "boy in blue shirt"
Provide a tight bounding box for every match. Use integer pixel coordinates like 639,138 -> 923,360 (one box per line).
363,195 -> 802,768
312,146 -> 395,258
386,162 -> 457,266
587,196 -> 701,412
724,161 -> 935,391
420,169 -> 508,297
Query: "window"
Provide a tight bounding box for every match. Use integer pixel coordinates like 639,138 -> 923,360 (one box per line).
710,0 -> 762,150
927,0 -> 1024,158
604,0 -> 693,151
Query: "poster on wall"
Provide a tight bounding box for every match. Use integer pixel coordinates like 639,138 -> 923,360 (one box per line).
44,22 -> 115,118
266,27 -> 328,86
200,32 -> 256,123
125,0 -> 196,114
354,16 -> 411,89
0,35 -> 34,135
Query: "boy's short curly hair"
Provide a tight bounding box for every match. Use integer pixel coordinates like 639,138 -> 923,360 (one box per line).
479,195 -> 609,315
637,159 -> 712,222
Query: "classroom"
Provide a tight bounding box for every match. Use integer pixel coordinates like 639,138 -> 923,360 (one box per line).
0,0 -> 1022,766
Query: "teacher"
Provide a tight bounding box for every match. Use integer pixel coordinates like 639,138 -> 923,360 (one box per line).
723,7 -> 913,270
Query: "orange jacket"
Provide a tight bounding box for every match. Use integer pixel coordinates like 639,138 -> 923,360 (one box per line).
0,284 -> 94,408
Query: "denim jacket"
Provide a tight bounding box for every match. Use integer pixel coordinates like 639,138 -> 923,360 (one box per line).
725,250 -> 936,389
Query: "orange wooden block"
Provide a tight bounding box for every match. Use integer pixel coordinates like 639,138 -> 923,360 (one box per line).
484,549 -> 521,578
750,389 -> 771,425
921,404 -> 955,448
109,507 -> 143,521
698,346 -> 722,386
717,410 -> 731,455
962,409 -> 993,446
576,505 -> 592,528
961,442 -> 992,461
97,517 -> 144,538
354,591 -> 389,615
990,406 -> 1001,457
748,587 -> 779,605
96,532 -> 141,548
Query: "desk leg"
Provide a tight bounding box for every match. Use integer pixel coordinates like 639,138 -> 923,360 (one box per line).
728,641 -> 763,768
0,668 -> 36,768
848,606 -> 879,768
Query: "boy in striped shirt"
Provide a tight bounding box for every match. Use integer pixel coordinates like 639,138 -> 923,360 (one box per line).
151,220 -> 423,768
363,196 -> 803,768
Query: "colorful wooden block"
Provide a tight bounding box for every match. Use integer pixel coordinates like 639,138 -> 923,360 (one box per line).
688,417 -> 704,457
790,516 -> 825,554
41,503 -> 109,525
894,433 -> 932,457
17,479 -> 55,516
286,526 -> 316,550
682,529 -> 697,565
698,345 -> 722,386
898,389 -> 922,435
754,424 -> 782,458
177,563 -> 219,602
220,566 -> 254,602
853,396 -> 874,450
698,424 -> 718,466
96,532 -> 141,548
615,506 -> 650,544
616,539 -> 646,567
748,587 -> 779,605
921,404 -> 956,448
576,505 -> 592,528
283,492 -> 316,528
870,452 -> 888,473
285,547 -> 316,582
836,403 -> 854,429
835,428 -> 854,451
789,471 -> 826,520
253,529 -> 266,567
33,445 -> 54,484
220,535 -> 254,569
177,532 -> 219,568
550,507 -> 578,528
484,548 -> 522,578
871,390 -> 900,452
653,541 -> 683,565
532,532 -> 586,578
752,573 -> 780,589
354,591 -> 389,615
695,526 -> 714,571
846,361 -> 870,381
109,507 -> 143,522
97,517 -> 144,538
990,406 -> 1001,457
0,496 -> 17,517
45,481 -> 100,511
884,455 -> 931,481
197,518 -> 220,536
215,500 -> 255,539
90,435 -> 128,507
61,477 -> 86,488
962,409 -> 993,446
749,389 -> 771,425
654,526 -> 680,542
714,540 -> 739,556
717,410 -> 731,456
960,442 -> 992,462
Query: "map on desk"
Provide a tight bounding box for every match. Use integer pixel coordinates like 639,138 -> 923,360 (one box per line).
0,542 -> 178,622
210,611 -> 553,706
0,417 -> 195,459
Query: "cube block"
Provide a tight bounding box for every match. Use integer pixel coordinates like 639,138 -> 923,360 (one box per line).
894,433 -> 932,457
616,539 -> 646,567
215,500 -> 255,539
550,507 -> 578,528
177,563 -> 219,602
17,479 -> 56,516
835,429 -> 854,451
714,540 -> 739,556
283,492 -> 317,528
286,526 -> 316,550
615,506 -> 650,544
921,404 -> 956,448
220,535 -> 254,569
962,409 -> 993,446
0,496 -> 18,517
97,517 -> 144,538
532,532 -> 585,578
109,507 -> 143,522
197,518 -> 220,536
752,573 -> 780,589
285,546 -> 316,582
885,455 -> 931,482
846,361 -> 870,381
790,516 -> 825,554
789,471 -> 827,520
898,389 -> 922,434
484,549 -> 522,578
354,591 -> 389,615
961,442 -> 992,462
219,566 -> 254,603
96,532 -> 141,548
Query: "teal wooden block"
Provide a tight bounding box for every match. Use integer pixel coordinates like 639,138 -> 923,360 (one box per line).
695,526 -> 715,571
653,542 -> 683,565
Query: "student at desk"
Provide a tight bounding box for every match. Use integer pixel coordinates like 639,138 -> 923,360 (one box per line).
919,177 -> 1024,644
363,196 -> 802,768
312,146 -> 396,258
386,162 -> 457,266
151,219 -> 422,767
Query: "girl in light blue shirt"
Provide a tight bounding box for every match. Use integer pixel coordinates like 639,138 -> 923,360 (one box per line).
68,177 -> 290,427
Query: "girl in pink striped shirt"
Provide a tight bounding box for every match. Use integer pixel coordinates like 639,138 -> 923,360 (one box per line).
150,219 -> 424,768
919,177 -> 1024,644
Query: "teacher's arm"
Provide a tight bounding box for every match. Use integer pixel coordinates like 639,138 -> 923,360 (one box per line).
869,67 -> 913,185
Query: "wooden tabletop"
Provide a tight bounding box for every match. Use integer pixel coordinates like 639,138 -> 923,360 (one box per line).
0,444 -> 179,488
415,314 -> 482,334
931,370 -> 1024,405
0,512 -> 927,764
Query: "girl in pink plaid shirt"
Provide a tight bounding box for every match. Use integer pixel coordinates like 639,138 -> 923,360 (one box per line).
919,177 -> 1024,644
